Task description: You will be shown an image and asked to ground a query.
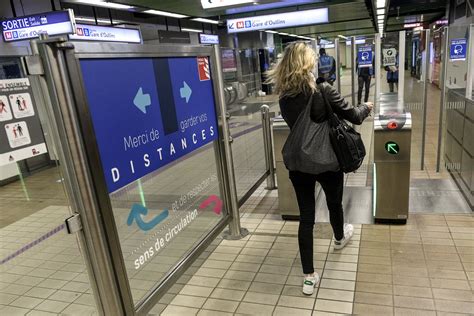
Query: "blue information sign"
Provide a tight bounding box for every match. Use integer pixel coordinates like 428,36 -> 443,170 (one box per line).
1,10 -> 74,42
450,38 -> 467,61
80,57 -> 218,193
357,45 -> 373,68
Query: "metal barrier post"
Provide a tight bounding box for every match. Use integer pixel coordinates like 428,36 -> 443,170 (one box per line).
334,38 -> 341,92
211,45 -> 249,240
398,31 -> 406,102
436,26 -> 449,172
261,105 -> 276,190
421,29 -> 431,170
351,36 -> 357,106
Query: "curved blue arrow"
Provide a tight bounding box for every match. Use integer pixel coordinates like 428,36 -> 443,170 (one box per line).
127,204 -> 169,231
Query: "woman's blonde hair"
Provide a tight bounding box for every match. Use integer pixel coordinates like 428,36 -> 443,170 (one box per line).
266,41 -> 317,97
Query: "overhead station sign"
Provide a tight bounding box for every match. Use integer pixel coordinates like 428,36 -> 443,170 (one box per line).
199,33 -> 219,45
69,24 -> 141,43
1,10 -> 75,42
226,8 -> 329,33
80,57 -> 218,193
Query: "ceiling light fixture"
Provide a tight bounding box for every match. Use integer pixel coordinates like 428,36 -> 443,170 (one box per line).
265,30 -> 278,34
279,32 -> 290,35
376,0 -> 386,8
191,18 -> 219,24
75,16 -> 114,23
181,27 -> 202,33
75,0 -> 133,10
377,8 -> 385,15
144,9 -> 189,19
338,35 -> 348,40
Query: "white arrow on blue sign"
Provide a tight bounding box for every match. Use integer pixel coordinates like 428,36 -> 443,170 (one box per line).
180,81 -> 192,103
133,87 -> 151,114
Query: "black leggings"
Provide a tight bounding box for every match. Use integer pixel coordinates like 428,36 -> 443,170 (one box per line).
289,170 -> 344,274
358,75 -> 371,104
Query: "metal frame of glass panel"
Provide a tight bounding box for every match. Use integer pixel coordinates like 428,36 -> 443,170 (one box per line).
36,39 -> 235,315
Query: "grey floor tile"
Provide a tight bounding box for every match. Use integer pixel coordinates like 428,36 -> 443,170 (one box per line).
201,298 -> 239,313
236,302 -> 275,315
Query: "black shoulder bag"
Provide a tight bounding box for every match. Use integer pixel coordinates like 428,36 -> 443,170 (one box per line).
319,85 -> 366,173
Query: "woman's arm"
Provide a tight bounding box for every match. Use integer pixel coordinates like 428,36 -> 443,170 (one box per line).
322,83 -> 371,125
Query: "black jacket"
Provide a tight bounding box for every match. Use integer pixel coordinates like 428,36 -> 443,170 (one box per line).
279,83 -> 370,129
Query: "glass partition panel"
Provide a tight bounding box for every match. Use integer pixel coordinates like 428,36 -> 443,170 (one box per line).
77,56 -> 226,305
355,37 -> 376,105
440,24 -> 472,182
403,30 -> 430,170
380,32 -> 401,96
339,41 -> 352,100
0,57 -> 98,315
224,48 -> 270,202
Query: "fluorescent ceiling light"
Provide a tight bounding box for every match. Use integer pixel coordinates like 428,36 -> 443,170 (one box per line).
376,0 -> 386,8
377,8 -> 385,15
181,27 -> 202,33
279,32 -> 290,35
265,30 -> 278,34
192,18 -> 219,24
377,16 -> 384,20
75,17 -> 113,23
338,35 -> 348,40
75,0 -> 133,9
144,9 -> 188,19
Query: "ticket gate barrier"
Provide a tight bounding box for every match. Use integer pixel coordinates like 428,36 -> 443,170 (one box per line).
272,116 -> 321,220
373,101 -> 412,223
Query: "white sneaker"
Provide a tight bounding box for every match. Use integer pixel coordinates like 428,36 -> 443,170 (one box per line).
333,224 -> 354,250
302,273 -> 320,295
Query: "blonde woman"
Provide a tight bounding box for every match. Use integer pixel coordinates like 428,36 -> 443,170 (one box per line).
267,42 -> 372,295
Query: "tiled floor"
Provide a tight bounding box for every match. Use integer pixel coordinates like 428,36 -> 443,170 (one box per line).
151,187 -> 474,315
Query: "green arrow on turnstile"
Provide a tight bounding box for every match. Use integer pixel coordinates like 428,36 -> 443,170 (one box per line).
385,141 -> 399,154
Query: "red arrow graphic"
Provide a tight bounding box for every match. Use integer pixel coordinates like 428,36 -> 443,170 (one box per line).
199,195 -> 223,215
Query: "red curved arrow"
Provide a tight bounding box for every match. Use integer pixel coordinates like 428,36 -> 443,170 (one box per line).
199,195 -> 223,215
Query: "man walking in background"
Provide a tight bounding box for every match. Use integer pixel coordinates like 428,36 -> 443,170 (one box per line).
318,48 -> 336,85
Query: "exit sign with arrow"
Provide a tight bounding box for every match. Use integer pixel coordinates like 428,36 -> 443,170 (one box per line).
385,141 -> 399,155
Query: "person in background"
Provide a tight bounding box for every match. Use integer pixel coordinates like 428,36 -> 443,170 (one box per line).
356,54 -> 375,105
318,48 -> 336,85
267,42 -> 372,296
385,54 -> 399,92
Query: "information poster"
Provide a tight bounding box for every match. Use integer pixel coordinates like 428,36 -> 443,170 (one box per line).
450,38 -> 467,61
358,45 -> 373,68
221,49 -> 237,72
383,48 -> 397,66
0,78 -> 47,166
80,57 -> 219,193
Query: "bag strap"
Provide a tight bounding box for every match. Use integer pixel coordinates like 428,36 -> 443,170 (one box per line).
317,83 -> 340,127
317,83 -> 334,116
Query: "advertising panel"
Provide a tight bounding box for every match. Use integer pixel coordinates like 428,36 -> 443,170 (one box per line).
221,49 -> 237,72
79,57 -> 219,193
0,79 -> 47,165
